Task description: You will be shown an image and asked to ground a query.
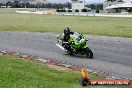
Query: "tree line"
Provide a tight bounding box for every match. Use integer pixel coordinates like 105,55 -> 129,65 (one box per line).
105,0 -> 124,2
0,1 -> 103,10
0,1 -> 72,9
0,1 -> 31,8
0,0 -> 124,10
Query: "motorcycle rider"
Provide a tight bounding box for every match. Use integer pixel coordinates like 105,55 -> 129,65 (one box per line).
62,27 -> 74,53
63,27 -> 74,42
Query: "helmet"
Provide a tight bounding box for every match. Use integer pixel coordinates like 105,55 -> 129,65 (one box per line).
64,27 -> 70,36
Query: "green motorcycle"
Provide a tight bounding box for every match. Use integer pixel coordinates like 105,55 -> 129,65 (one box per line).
56,32 -> 93,58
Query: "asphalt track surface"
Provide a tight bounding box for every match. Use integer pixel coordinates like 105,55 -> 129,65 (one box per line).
0,31 -> 132,79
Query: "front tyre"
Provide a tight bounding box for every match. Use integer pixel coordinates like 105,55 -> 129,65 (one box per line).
85,47 -> 93,58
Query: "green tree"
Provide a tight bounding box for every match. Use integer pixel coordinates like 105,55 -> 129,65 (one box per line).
46,3 -> 52,8
12,1 -> 20,8
65,2 -> 71,9
0,3 -> 3,7
6,1 -> 12,7
96,4 -> 103,10
105,0 -> 116,2
117,0 -> 124,2
105,0 -> 124,2
25,2 -> 30,8
58,3 -> 64,9
87,4 -> 96,9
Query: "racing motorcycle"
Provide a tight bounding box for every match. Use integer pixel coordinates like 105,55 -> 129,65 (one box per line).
56,32 -> 93,58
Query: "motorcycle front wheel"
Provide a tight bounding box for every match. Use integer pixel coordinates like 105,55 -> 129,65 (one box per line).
85,47 -> 93,58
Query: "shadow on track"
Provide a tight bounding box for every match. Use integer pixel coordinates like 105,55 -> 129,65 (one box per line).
63,53 -> 93,59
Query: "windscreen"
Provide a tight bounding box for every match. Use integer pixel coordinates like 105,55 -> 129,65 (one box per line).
70,32 -> 82,41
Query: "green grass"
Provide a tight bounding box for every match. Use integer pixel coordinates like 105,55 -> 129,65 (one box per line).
0,55 -> 131,88
0,8 -> 132,37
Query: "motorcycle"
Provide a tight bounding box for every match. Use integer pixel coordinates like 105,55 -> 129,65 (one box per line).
56,32 -> 93,58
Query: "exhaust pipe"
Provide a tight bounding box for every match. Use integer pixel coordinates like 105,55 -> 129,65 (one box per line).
56,44 -> 67,51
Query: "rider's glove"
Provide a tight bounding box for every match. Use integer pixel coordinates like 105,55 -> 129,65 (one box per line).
71,41 -> 75,45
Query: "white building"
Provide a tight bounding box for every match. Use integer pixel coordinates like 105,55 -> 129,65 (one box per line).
72,0 -> 85,12
103,2 -> 123,13
104,3 -> 132,13
35,0 -> 47,3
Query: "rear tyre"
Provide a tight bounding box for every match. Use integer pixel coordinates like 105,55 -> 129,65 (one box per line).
85,47 -> 93,58
67,51 -> 74,55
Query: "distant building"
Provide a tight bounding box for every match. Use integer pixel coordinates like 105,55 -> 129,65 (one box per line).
27,0 -> 47,4
35,0 -> 47,3
33,0 -> 48,11
103,2 -> 132,13
71,0 -> 85,12
1,6 -> 6,8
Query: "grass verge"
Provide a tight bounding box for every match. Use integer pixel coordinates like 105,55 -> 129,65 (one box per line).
0,8 -> 132,37
0,55 -> 131,88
